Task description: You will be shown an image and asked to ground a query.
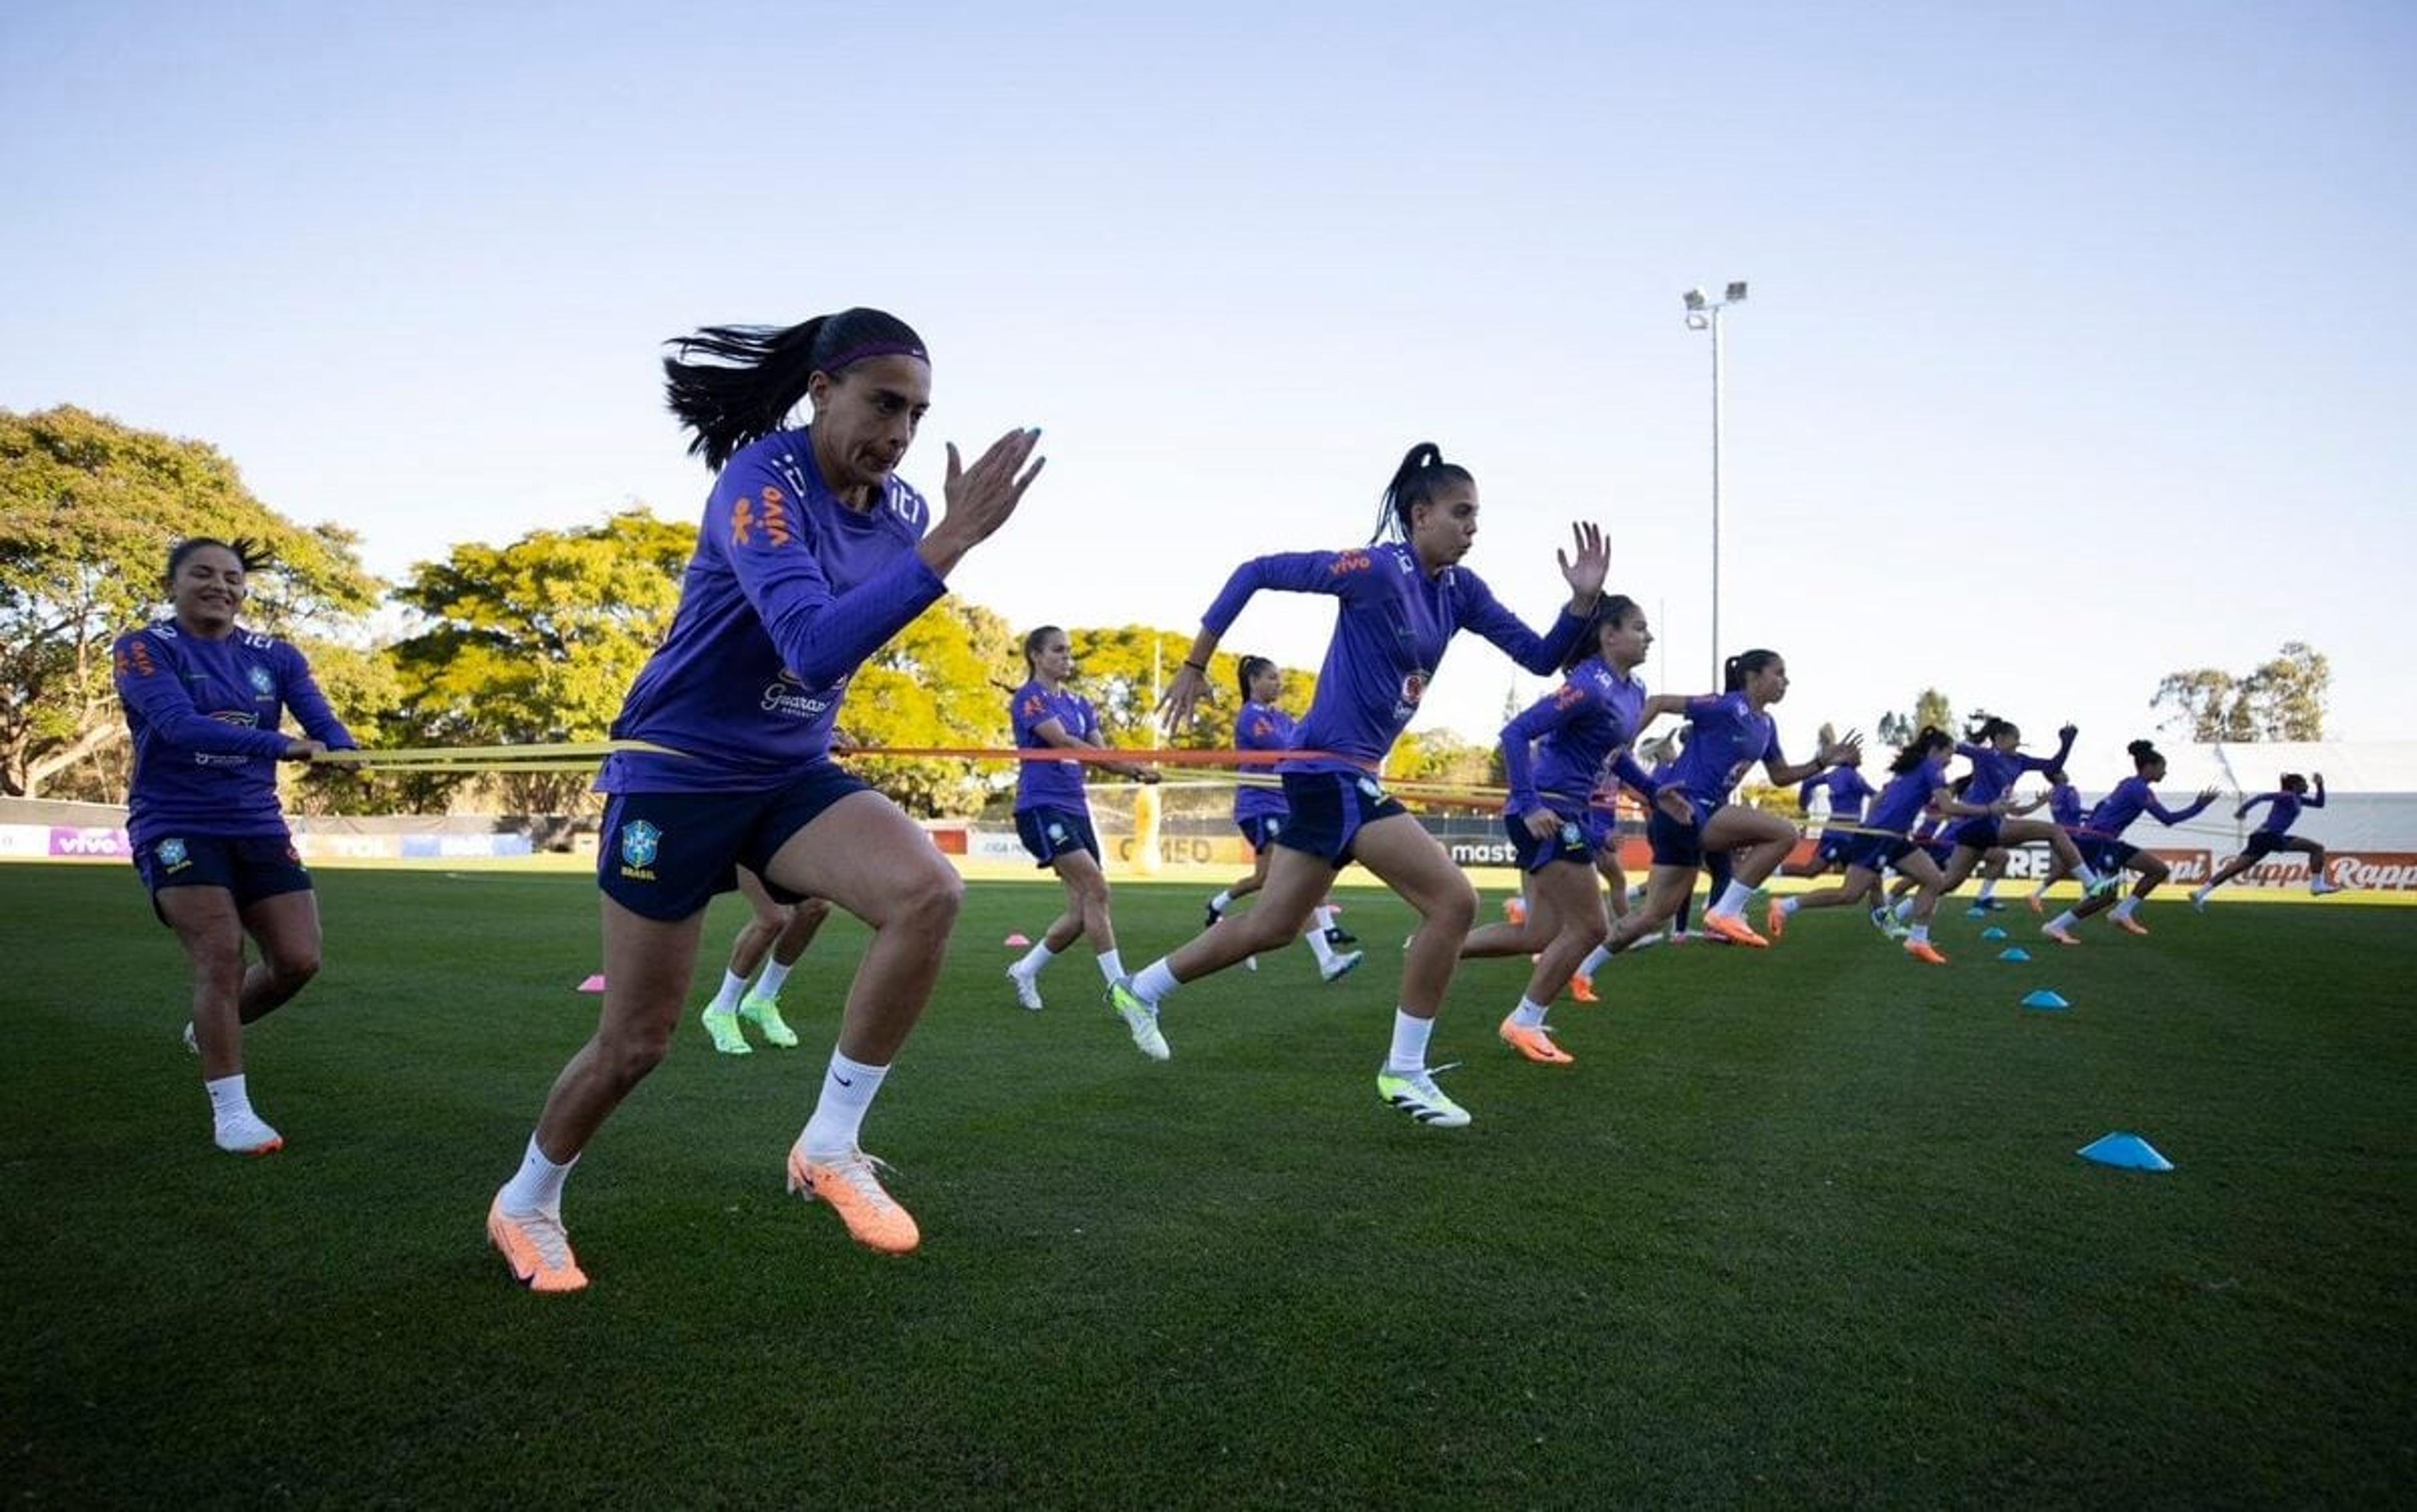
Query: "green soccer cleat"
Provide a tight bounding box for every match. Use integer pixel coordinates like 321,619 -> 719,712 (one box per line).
738,993 -> 798,1048
700,1007 -> 752,1056
1376,1068 -> 1472,1128
1106,979 -> 1171,1061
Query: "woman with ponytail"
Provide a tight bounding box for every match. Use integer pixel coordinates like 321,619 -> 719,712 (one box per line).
1198,655 -> 1363,982
1930,714 -> 2114,909
1766,728 -> 2009,964
488,308 -> 1044,1290
1596,650 -> 1861,953
1002,626 -> 1159,1010
2041,740 -> 2219,944
1131,443 -> 1609,1130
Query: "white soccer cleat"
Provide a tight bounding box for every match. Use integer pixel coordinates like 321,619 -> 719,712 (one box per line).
1006,967 -> 1045,1012
1319,950 -> 1365,983
1107,979 -> 1170,1061
213,1110 -> 283,1156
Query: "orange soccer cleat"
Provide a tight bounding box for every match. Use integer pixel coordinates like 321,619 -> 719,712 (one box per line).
2112,915 -> 2150,937
487,1197 -> 589,1294
1903,939 -> 1949,966
787,1146 -> 921,1256
1701,912 -> 1770,949
1498,1016 -> 1575,1065
1569,974 -> 1599,1004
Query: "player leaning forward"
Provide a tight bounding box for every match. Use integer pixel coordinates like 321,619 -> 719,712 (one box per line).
487,308 -> 1043,1290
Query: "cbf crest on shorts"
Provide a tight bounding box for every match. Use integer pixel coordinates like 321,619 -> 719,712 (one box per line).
1047,821 -> 1070,844
621,820 -> 662,868
157,837 -> 190,870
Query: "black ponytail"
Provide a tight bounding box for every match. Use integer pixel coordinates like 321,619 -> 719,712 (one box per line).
1562,594 -> 1643,672
1889,726 -> 1953,775
663,307 -> 927,471
1022,625 -> 1064,677
2126,739 -> 2162,770
1723,648 -> 1780,692
1372,443 -> 1475,544
2280,772 -> 2309,794
1236,655 -> 1274,704
1965,711 -> 2016,743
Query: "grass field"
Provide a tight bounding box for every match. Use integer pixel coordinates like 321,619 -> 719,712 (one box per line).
4,862 -> 2411,1508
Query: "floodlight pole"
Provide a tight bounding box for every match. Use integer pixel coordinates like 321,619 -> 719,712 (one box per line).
1685,283 -> 1746,687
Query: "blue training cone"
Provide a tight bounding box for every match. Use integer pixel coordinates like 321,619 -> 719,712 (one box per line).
1981,926 -> 2010,941
2077,1132 -> 2174,1171
2020,988 -> 2070,1010
1998,947 -> 2033,963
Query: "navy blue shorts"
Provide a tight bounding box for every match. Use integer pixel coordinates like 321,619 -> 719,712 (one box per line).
1236,814 -> 1287,854
1016,806 -> 1101,867
134,832 -> 312,923
1815,830 -> 1859,867
1507,810 -> 1596,874
1274,770 -> 1407,867
1946,816 -> 2002,852
2087,837 -> 2141,874
599,762 -> 872,922
1648,806 -> 1704,869
1849,833 -> 1915,874
2242,831 -> 2305,859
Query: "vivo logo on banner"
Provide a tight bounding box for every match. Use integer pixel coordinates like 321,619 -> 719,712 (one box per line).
49,827 -> 129,857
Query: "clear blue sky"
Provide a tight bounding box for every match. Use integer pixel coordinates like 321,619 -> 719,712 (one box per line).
6,0 -> 2412,778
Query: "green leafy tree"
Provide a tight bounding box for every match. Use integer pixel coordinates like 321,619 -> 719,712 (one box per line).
845,597 -> 1023,816
386,509 -> 694,814
0,405 -> 381,796
2153,643 -> 2327,741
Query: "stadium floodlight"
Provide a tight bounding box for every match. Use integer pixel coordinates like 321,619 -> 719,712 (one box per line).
1682,279 -> 1750,684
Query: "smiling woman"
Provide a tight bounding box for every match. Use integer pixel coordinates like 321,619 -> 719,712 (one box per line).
483,307 -> 1046,1292
111,536 -> 358,1156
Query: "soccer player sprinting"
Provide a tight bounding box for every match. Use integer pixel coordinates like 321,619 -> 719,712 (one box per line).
1458,595 -> 1672,1061
696,867 -> 830,1054
1933,716 -> 2112,909
2041,740 -> 2219,944
488,308 -> 1042,1290
112,537 -> 358,1155
1124,443 -> 1609,1127
1003,626 -> 1160,1009
2025,769 -> 2088,911
2193,772 -> 2344,906
1767,728 -> 2012,964
1596,650 -> 1861,952
1784,749 -> 1878,884
1198,655 -> 1363,981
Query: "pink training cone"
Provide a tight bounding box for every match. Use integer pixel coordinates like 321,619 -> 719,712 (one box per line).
576,974 -> 607,993
1004,933 -> 1032,948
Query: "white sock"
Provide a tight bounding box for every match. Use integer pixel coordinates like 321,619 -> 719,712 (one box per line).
1096,949 -> 1125,985
1209,889 -> 1234,913
2076,865 -> 2103,888
1709,879 -> 1754,918
1910,923 -> 1930,944
1130,959 -> 1181,1006
2113,897 -> 2138,921
707,969 -> 747,1015
753,959 -> 795,1001
1385,1010 -> 1434,1075
1895,896 -> 1917,922
1311,905 -> 1338,932
499,1133 -> 577,1218
1305,923 -> 1337,966
2048,910 -> 2080,932
1578,942 -> 1614,976
205,1073 -> 254,1122
799,1049 -> 890,1155
1013,940 -> 1058,978
1779,896 -> 1801,917
1510,996 -> 1549,1029
1976,879 -> 1999,901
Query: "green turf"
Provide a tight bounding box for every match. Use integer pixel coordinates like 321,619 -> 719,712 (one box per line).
3,864 -> 2411,1508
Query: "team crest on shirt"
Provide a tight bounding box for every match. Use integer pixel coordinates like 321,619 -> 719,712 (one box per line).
247,665 -> 276,699
157,838 -> 189,871
619,820 -> 662,876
